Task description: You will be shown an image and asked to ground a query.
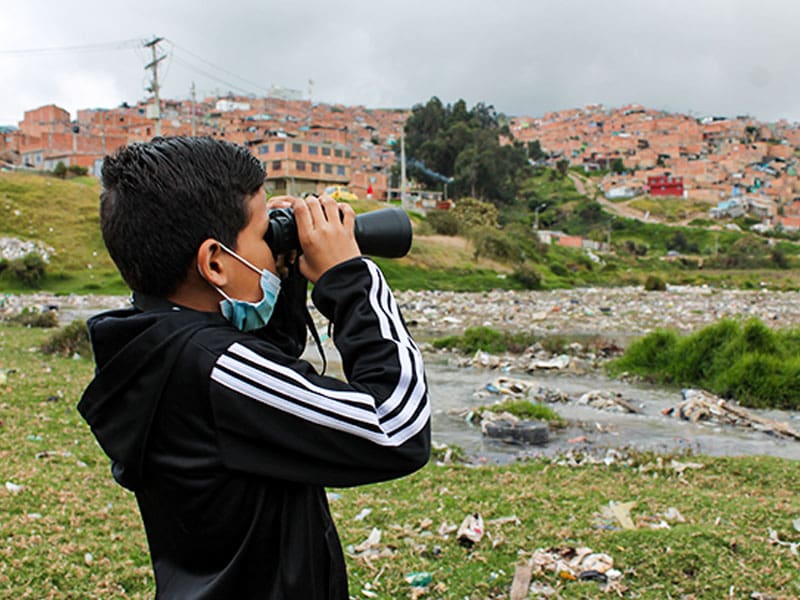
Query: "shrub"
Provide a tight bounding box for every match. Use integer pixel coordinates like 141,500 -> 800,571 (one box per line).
40,320 -> 92,357
512,263 -> 542,290
54,161 -> 67,179
67,164 -> 88,176
7,307 -> 59,328
644,275 -> 667,291
482,399 -> 566,426
471,227 -> 517,262
608,329 -> 679,380
549,263 -> 568,277
9,252 -> 47,287
432,327 -> 538,354
426,210 -> 459,236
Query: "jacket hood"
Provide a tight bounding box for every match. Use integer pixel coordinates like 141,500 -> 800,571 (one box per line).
78,300 -> 221,490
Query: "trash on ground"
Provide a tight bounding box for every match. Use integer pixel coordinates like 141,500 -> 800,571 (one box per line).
404,571 -> 433,587
522,546 -> 623,591
669,389 -> 800,441
5,481 -> 24,494
456,513 -> 484,547
577,390 -> 642,414
601,501 -> 637,530
768,529 -> 799,556
480,411 -> 550,445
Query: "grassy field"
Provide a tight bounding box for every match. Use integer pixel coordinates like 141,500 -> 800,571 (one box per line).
1,321 -> 799,598
3,170 -> 800,295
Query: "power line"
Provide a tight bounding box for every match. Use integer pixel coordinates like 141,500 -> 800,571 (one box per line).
170,55 -> 260,97
166,39 -> 271,95
0,39 -> 142,56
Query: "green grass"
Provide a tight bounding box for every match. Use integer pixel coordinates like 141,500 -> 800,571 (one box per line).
608,318 -> 800,409
0,321 -> 799,598
3,170 -> 800,294
480,399 -> 566,426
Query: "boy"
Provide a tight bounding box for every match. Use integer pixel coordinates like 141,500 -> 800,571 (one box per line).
78,136 -> 431,599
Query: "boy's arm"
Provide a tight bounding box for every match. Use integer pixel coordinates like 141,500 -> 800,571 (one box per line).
208,257 -> 431,487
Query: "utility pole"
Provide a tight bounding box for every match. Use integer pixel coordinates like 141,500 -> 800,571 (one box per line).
144,37 -> 166,137
307,78 -> 314,129
400,131 -> 407,210
190,82 -> 197,137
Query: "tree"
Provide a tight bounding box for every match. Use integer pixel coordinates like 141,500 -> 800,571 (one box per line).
556,159 -> 570,177
527,140 -> 545,161
402,97 -> 531,205
450,197 -> 499,233
54,161 -> 67,179
610,157 -> 625,174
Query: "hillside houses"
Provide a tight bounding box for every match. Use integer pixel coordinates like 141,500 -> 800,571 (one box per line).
2,98 -> 798,215
509,104 -> 800,214
2,97 -> 408,200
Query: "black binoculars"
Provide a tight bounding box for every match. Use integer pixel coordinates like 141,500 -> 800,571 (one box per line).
265,207 -> 413,258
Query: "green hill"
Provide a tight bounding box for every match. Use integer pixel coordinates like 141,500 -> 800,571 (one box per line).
2,170 -> 799,295
0,172 -> 125,294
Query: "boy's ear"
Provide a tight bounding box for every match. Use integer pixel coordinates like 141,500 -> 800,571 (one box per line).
196,239 -> 230,287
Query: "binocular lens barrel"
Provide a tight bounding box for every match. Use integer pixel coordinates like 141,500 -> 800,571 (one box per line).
265,207 -> 413,258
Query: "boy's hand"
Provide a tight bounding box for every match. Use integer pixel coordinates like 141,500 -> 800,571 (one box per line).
293,195 -> 360,283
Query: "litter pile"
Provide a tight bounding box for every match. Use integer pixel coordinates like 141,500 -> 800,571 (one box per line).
510,546 -> 625,599
666,389 -> 800,441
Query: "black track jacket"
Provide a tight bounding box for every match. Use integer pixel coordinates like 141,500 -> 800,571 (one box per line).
78,257 -> 431,599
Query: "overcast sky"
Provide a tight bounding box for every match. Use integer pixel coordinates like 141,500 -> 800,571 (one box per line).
1,0 -> 798,126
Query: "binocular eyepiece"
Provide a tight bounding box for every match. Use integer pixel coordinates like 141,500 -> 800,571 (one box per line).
265,207 -> 413,258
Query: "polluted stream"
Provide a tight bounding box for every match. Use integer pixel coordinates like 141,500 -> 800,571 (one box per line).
423,355 -> 800,464
8,291 -> 800,464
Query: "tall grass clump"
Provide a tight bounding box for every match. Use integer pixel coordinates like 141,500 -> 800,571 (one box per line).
432,326 -> 539,354
608,318 -> 800,409
40,319 -> 92,358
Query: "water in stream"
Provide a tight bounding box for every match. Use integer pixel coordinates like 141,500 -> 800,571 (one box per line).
424,355 -> 800,463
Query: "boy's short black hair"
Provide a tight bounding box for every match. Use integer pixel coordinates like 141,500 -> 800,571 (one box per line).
100,136 -> 265,297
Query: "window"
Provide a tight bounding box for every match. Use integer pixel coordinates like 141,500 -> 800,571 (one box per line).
274,142 -> 285,152
308,145 -> 318,155
259,144 -> 269,155
271,160 -> 282,171
311,162 -> 321,173
334,149 -> 343,157
322,146 -> 331,156
296,161 -> 306,171
324,164 -> 333,174
292,143 -> 302,154
336,165 -> 345,176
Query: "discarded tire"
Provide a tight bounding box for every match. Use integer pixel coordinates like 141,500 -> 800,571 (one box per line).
483,419 -> 549,445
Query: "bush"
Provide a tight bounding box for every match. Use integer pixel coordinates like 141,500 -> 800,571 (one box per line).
54,161 -> 67,179
471,227 -> 517,262
512,263 -> 542,290
482,399 -> 566,426
426,210 -> 459,236
549,263 -> 568,277
7,307 -> 59,328
40,320 -> 92,357
644,275 -> 667,291
67,164 -> 88,176
432,327 -> 538,354
608,319 -> 800,409
8,252 -> 47,287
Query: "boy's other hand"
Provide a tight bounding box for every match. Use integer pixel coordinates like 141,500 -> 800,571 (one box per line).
293,195 -> 360,283
267,195 -> 293,210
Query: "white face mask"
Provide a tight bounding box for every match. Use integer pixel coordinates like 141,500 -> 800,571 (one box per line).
209,242 -> 282,332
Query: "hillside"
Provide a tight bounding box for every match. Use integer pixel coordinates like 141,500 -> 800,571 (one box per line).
2,170 -> 800,294
0,172 -> 124,294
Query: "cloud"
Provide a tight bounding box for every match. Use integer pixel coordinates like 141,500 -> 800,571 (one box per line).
1,0 -> 799,124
